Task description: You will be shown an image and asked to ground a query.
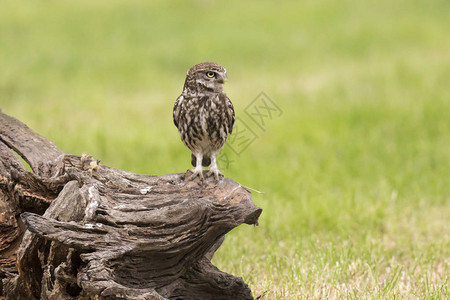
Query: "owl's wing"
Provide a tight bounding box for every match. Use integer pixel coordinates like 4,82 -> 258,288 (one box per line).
173,95 -> 183,128
221,93 -> 235,135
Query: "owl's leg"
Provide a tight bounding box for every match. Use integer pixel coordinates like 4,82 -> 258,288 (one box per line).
207,152 -> 222,182
189,152 -> 204,181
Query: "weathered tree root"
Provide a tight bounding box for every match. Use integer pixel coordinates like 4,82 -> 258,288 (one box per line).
0,112 -> 262,299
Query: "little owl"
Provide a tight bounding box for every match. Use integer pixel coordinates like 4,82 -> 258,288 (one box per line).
173,62 -> 235,182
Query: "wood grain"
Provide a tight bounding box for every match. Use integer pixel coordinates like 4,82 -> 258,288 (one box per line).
0,112 -> 261,299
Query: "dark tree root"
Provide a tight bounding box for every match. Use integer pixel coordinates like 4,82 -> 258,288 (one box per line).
0,112 -> 262,299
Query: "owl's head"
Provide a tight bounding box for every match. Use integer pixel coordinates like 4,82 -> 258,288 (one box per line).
184,62 -> 228,93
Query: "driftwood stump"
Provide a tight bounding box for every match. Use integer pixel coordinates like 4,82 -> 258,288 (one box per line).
0,112 -> 262,300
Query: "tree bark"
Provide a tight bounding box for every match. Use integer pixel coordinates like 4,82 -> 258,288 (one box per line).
0,112 -> 262,300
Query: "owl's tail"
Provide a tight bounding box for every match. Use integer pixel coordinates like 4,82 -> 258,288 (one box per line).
191,153 -> 211,168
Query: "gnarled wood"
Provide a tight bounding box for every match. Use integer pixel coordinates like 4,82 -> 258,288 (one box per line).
0,112 -> 262,299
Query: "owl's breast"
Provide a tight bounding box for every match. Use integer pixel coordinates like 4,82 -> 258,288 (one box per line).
176,93 -> 230,153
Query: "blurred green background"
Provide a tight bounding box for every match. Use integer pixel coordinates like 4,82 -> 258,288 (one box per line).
1,0 -> 449,298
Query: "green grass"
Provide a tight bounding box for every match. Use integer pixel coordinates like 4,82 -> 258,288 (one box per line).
1,0 -> 449,298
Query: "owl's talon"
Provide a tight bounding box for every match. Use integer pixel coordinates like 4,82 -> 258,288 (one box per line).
207,168 -> 222,182
188,168 -> 204,182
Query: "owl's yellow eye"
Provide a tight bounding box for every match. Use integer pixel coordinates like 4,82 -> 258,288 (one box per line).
206,71 -> 215,78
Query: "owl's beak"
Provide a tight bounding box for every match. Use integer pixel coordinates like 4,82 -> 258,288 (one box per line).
218,73 -> 228,84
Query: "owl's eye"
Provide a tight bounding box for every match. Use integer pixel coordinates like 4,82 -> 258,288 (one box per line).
206,71 -> 215,78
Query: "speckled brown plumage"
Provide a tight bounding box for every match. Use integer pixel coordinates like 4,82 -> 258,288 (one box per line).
173,62 -> 235,181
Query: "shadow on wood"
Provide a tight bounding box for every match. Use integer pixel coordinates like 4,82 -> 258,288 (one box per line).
0,112 -> 262,300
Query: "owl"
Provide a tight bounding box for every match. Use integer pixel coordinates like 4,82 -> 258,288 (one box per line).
173,62 -> 235,182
